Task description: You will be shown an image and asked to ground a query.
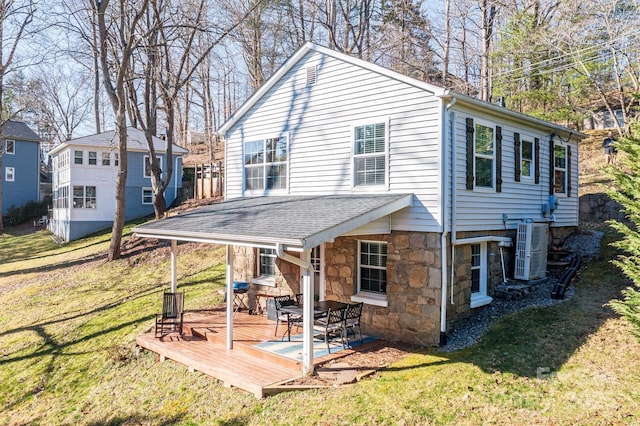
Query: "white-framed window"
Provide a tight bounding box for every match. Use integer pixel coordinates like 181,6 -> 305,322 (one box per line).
554,144 -> 567,194
144,155 -> 162,178
74,150 -> 83,165
114,153 -> 119,167
59,151 -> 69,168
142,187 -> 153,204
88,151 -> 97,165
470,243 -> 492,308
259,248 -> 277,276
5,167 -> 15,182
351,240 -> 389,307
4,139 -> 15,154
102,152 -> 110,166
474,123 -> 495,189
73,186 -> 96,209
55,185 -> 69,209
353,122 -> 387,187
521,140 -> 533,179
244,136 -> 288,191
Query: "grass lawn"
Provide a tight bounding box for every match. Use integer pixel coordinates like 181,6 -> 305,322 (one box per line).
1,223 -> 639,425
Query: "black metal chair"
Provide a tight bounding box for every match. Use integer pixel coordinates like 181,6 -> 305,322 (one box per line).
273,295 -> 296,337
155,290 -> 185,338
313,307 -> 347,353
343,302 -> 363,345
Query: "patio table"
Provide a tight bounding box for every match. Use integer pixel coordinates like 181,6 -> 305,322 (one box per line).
280,300 -> 349,341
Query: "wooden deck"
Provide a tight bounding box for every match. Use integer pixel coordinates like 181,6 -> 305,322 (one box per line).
136,309 -> 379,398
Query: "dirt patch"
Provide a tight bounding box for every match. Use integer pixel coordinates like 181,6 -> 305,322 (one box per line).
283,341 -> 417,387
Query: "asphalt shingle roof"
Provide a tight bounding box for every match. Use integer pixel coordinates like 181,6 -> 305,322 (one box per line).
1,120 -> 40,141
133,194 -> 413,251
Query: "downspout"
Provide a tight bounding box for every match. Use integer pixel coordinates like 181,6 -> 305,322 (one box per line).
440,96 -> 457,346
275,243 -> 315,376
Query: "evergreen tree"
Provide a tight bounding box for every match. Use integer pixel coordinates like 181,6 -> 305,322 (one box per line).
607,125 -> 640,338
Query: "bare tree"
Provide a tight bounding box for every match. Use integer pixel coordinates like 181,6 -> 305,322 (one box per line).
0,0 -> 36,232
90,0 -> 149,260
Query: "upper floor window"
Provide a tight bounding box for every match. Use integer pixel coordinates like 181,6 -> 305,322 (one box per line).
74,150 -> 83,165
114,153 -> 119,167
5,167 -> 15,182
521,140 -> 533,179
4,139 -> 15,154
144,155 -> 162,178
554,144 -> 567,194
474,123 -> 494,189
88,151 -> 97,165
102,152 -> 110,166
353,122 -> 386,187
244,136 -> 287,191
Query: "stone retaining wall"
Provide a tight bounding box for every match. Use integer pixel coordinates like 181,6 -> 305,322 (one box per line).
579,193 -> 626,223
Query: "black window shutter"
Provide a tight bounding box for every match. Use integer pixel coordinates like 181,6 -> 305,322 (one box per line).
549,138 -> 555,195
466,118 -> 474,190
514,132 -> 521,182
567,145 -> 572,197
496,126 -> 502,192
534,138 -> 540,184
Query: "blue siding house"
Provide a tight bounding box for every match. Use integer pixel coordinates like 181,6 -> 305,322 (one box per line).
1,120 -> 41,215
48,127 -> 187,242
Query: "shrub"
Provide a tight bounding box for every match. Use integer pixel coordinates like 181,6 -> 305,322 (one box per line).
3,198 -> 50,226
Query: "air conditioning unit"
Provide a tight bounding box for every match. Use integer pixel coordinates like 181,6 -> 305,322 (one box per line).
514,222 -> 549,280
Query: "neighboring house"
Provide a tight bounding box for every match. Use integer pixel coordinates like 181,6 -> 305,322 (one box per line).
134,43 -> 586,350
1,120 -> 41,215
48,127 -> 187,242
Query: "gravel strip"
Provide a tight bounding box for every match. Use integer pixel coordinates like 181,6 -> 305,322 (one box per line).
438,229 -> 603,353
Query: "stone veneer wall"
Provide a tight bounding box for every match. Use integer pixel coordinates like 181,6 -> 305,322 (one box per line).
324,232 -> 442,346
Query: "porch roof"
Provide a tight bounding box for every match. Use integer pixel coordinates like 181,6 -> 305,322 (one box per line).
133,194 -> 413,251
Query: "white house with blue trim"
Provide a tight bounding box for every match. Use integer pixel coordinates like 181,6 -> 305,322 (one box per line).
48,127 -> 187,242
1,120 -> 41,215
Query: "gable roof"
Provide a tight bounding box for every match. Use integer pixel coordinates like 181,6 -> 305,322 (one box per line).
1,120 -> 40,142
133,193 -> 413,252
48,127 -> 189,156
218,42 -> 586,141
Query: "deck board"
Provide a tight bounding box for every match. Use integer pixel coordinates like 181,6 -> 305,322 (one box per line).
136,310 -> 377,398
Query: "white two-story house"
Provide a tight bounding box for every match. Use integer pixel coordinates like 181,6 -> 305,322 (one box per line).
134,43 -> 585,350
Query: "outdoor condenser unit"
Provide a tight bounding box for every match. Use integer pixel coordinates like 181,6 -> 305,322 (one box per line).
514,222 -> 549,281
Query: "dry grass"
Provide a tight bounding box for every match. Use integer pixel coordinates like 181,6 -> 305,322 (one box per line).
579,130 -> 617,195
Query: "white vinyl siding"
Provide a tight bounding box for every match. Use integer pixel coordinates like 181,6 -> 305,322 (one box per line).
224,51 -> 442,232
453,109 -> 579,230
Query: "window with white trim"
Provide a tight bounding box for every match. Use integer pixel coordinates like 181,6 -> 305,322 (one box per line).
470,243 -> 492,308
358,241 -> 387,294
5,167 -> 15,182
353,122 -> 386,187
88,151 -> 97,165
259,248 -> 277,276
73,186 -> 96,209
244,137 -> 287,191
144,155 -> 162,178
74,150 -> 83,165
102,152 -> 111,166
114,153 -> 119,167
521,140 -> 533,179
474,123 -> 494,188
142,188 -> 153,204
4,139 -> 15,154
554,144 -> 567,194
55,185 -> 69,208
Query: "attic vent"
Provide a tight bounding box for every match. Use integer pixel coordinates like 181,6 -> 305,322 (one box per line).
306,66 -> 317,85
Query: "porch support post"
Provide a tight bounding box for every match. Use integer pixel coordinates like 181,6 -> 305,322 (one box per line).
225,244 -> 234,350
300,250 -> 314,375
170,240 -> 178,293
